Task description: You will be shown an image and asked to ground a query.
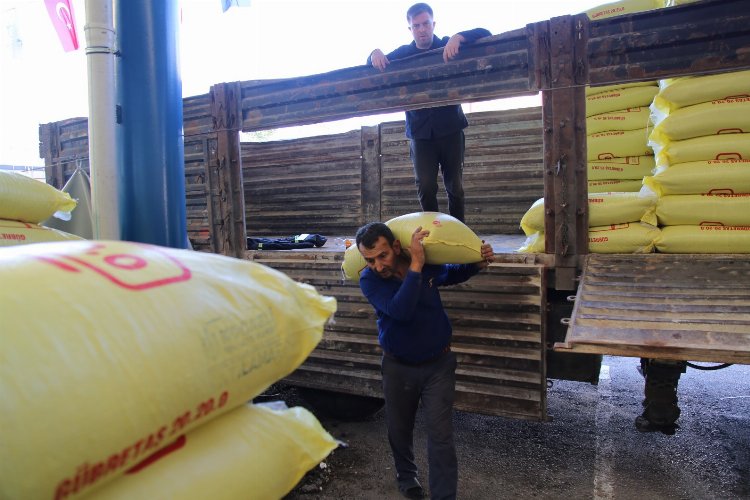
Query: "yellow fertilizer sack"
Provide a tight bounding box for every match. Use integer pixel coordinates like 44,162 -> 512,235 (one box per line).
585,0 -> 662,20
655,225 -> 750,253
649,98 -> 750,143
520,198 -> 545,236
587,107 -> 651,135
586,81 -> 657,97
643,159 -> 750,196
86,403 -> 338,500
653,70 -> 750,113
0,218 -> 84,247
588,155 -> 655,180
342,212 -> 483,281
517,231 -> 545,253
588,179 -> 644,193
587,128 -> 653,161
0,170 -> 77,223
588,222 -> 659,253
643,194 -> 750,227
520,192 -> 655,234
586,86 -> 659,117
0,240 -> 336,500
654,133 -> 750,168
588,191 -> 657,227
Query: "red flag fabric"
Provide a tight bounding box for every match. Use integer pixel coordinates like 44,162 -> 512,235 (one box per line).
44,0 -> 79,52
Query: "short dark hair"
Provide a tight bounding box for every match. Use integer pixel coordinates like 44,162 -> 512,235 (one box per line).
355,222 -> 395,249
406,2 -> 433,22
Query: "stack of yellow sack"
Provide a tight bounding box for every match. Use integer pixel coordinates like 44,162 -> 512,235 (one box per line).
585,83 -> 658,193
342,212 -> 484,281
0,170 -> 83,246
517,192 -> 660,254
0,240 -> 338,499
644,69 -> 750,253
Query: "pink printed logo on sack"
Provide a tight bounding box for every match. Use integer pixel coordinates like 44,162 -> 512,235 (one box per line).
37,242 -> 192,290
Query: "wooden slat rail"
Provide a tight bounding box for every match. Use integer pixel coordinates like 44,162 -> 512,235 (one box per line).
557,254 -> 750,364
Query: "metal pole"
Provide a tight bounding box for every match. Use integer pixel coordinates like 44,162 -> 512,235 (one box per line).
84,0 -> 121,240
116,0 -> 187,248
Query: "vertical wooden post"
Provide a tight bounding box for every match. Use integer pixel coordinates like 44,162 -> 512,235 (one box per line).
360,125 -> 381,224
539,15 -> 589,290
39,122 -> 64,190
209,82 -> 246,258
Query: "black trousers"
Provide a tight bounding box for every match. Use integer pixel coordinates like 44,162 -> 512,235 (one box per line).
381,351 -> 458,500
409,130 -> 466,223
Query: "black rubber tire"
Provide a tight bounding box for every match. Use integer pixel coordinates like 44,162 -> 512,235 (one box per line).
298,387 -> 385,421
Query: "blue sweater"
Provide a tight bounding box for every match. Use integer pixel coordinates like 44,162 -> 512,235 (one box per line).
367,28 -> 492,140
360,263 -> 480,363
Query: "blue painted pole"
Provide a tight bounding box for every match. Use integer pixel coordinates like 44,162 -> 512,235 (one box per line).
116,0 -> 187,248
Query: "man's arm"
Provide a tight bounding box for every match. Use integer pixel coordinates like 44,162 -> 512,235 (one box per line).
437,242 -> 495,286
442,28 -> 492,62
360,271 -> 422,322
367,43 -> 418,71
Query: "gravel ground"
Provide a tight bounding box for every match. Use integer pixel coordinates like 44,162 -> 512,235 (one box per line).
279,356 -> 750,499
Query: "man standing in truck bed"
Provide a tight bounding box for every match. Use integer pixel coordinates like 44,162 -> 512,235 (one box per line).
367,3 -> 491,223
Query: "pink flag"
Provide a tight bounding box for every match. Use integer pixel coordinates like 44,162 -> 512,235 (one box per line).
44,0 -> 79,52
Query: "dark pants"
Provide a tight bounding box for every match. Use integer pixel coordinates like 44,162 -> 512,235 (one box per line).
409,130 -> 466,222
381,351 -> 458,500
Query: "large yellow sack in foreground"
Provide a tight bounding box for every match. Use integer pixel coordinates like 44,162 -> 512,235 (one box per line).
587,128 -> 653,161
649,98 -> 750,142
0,218 -> 84,247
0,170 -> 77,223
588,179 -> 644,193
586,86 -> 659,117
587,107 -> 651,135
643,159 -> 750,196
653,69 -> 750,113
341,212 -> 483,281
0,240 -> 336,500
654,133 -> 750,168
643,194 -> 750,227
86,404 -> 338,500
655,225 -> 750,253
588,155 -> 655,180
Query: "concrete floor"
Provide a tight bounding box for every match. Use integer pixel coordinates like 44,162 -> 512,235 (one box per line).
284,356 -> 750,499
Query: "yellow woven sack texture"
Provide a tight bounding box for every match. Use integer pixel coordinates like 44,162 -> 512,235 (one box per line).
655,225 -> 750,253
643,159 -> 750,196
341,212 -> 483,281
586,86 -> 659,117
654,133 -> 750,168
588,222 -> 660,253
518,223 -> 660,254
585,81 -> 657,97
588,179 -> 644,193
517,232 -> 545,253
587,128 -> 653,161
520,193 -> 656,235
588,155 -> 655,180
585,0 -> 662,20
587,106 -> 652,135
649,98 -> 750,143
0,240 -> 336,500
648,194 -> 750,227
84,404 -> 338,500
0,218 -> 84,247
654,69 -> 750,113
0,170 -> 77,223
